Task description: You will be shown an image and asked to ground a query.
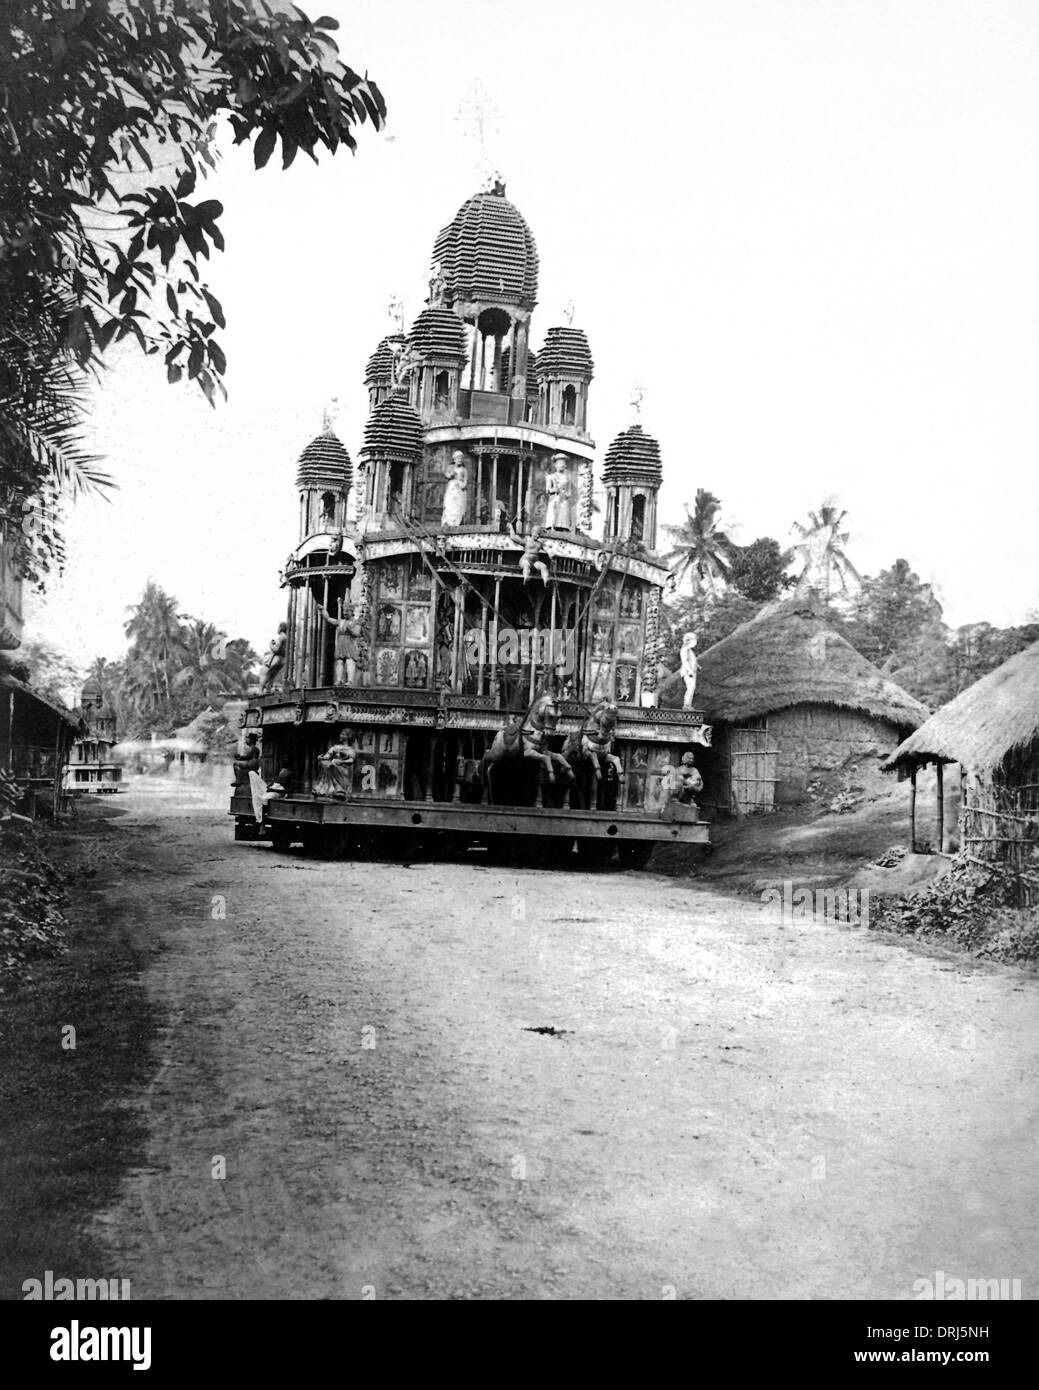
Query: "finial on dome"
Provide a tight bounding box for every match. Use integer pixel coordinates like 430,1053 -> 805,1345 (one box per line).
387,294 -> 405,334
630,383 -> 645,422
321,396 -> 340,433
564,298 -> 576,326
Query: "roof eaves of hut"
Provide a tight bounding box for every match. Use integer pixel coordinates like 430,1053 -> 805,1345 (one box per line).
882,639 -> 1039,774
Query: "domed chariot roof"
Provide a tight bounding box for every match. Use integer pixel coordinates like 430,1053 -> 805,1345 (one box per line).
432,182 -> 539,311
360,391 -> 423,465
536,326 -> 594,380
296,430 -> 353,492
602,424 -> 663,486
407,307 -> 467,361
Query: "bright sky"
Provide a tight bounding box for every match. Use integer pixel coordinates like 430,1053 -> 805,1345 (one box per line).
26,0 -> 1039,676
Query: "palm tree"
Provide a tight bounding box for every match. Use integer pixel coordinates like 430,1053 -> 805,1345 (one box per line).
173,619 -> 227,702
124,581 -> 185,708
662,489 -> 736,598
790,503 -> 861,599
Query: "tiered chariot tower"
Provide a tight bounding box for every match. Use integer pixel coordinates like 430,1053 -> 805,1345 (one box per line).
235,181 -> 711,861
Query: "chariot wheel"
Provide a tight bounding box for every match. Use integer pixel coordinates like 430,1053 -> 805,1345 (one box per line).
617,841 -> 656,870
269,826 -> 294,853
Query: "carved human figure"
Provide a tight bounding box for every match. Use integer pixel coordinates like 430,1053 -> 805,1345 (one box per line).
261,623 -> 288,692
318,599 -> 361,685
313,728 -> 357,799
544,453 -> 574,530
672,751 -> 703,805
509,522 -> 550,584
441,451 -> 469,527
232,733 -> 260,790
680,631 -> 699,709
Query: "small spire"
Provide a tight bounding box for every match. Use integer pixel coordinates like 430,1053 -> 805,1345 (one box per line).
387,294 -> 404,334
563,299 -> 576,326
321,397 -> 340,433
630,383 -> 645,422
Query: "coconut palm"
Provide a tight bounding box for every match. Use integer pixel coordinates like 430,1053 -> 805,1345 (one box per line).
174,621 -> 258,702
790,503 -> 861,599
124,581 -> 185,708
662,489 -> 736,598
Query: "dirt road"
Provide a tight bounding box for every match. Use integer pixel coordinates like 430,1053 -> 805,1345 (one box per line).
88,779 -> 1038,1299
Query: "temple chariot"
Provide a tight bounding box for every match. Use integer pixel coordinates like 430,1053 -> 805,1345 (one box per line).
231,180 -> 711,865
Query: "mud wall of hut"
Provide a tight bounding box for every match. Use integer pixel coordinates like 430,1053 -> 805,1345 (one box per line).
767,705 -> 905,801
701,704 -> 910,814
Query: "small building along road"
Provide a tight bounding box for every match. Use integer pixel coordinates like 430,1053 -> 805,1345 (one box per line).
88,782 -> 1039,1300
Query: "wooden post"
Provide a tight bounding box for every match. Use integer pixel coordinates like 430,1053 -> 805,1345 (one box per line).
52,718 -> 62,821
424,736 -> 436,802
451,591 -> 462,691
936,761 -> 944,853
321,577 -> 329,686
910,766 -> 917,852
549,582 -> 558,673
490,577 -> 501,699
478,596 -> 489,696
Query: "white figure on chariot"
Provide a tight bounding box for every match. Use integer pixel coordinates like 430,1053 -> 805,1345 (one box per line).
441,450 -> 469,527
544,453 -> 574,530
680,631 -> 699,710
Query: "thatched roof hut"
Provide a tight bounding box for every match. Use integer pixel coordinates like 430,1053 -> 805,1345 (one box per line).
661,598 -> 928,729
882,641 -> 1039,902
660,599 -> 928,814
882,640 -> 1039,775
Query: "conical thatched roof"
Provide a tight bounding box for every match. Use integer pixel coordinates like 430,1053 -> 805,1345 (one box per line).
883,640 -> 1039,774
659,598 -> 928,730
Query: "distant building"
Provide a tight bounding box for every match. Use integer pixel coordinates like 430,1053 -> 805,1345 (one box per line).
64,678 -> 123,794
1,527 -> 80,818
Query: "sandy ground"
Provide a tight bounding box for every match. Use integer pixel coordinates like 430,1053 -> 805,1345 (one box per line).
88,776 -> 1039,1300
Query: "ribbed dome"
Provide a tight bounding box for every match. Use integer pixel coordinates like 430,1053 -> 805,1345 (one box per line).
361,391 -> 423,464
536,326 -> 594,380
602,424 -> 663,485
296,430 -> 353,491
364,333 -> 406,386
432,183 -> 538,310
407,307 -> 466,361
499,346 -> 539,399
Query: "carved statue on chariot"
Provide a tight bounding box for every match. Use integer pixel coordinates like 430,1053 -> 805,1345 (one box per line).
313,728 -> 357,798
544,453 -> 574,531
261,623 -> 288,692
508,521 -> 550,584
441,450 -> 469,527
318,598 -> 362,685
481,690 -> 575,799
680,631 -> 699,709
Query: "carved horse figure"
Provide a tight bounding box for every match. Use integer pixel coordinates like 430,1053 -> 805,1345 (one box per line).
562,722 -> 602,809
482,692 -> 575,802
586,701 -> 623,778
570,700 -> 617,811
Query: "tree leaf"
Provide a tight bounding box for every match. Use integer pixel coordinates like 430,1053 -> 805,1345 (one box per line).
254,125 -> 277,168
201,288 -> 225,329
